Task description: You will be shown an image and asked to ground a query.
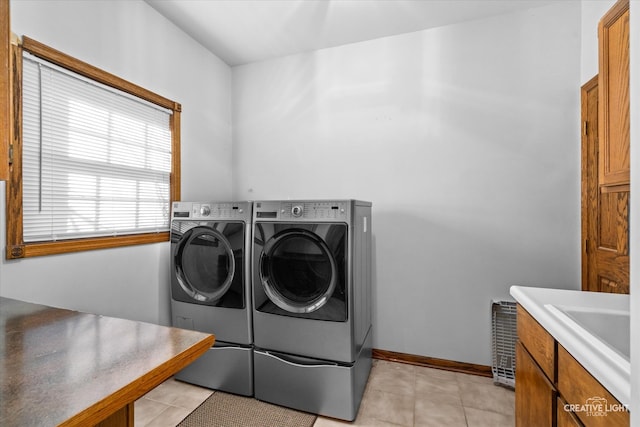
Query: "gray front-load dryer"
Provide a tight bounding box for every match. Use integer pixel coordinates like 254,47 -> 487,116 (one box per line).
170,201 -> 253,396
252,200 -> 372,420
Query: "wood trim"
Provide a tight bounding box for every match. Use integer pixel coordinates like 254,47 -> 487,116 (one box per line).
6,42 -> 22,259
600,183 -> 630,194
21,36 -> 176,111
0,0 -> 9,181
581,75 -> 598,291
171,107 -> 181,202
600,0 -> 630,24
19,233 -> 169,258
372,348 -> 492,378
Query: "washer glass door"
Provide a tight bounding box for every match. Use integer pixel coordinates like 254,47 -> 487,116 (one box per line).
260,229 -> 337,313
175,226 -> 235,302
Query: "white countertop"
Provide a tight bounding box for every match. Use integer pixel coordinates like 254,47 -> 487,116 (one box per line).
510,286 -> 630,407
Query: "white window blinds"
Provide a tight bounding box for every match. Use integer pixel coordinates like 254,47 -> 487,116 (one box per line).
22,52 -> 172,242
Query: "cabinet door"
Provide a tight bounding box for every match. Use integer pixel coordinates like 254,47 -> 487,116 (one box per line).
517,305 -> 555,380
582,98 -> 630,294
557,397 -> 584,427
558,345 -> 629,427
592,184 -> 629,294
581,0 -> 630,294
598,0 -> 629,186
516,341 -> 555,427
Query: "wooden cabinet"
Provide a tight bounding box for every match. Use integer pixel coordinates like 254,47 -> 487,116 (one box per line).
517,305 -> 555,379
557,345 -> 629,427
581,0 -> 629,294
557,397 -> 583,427
515,304 -> 629,426
516,305 -> 557,427
516,341 -> 555,427
598,0 -> 629,186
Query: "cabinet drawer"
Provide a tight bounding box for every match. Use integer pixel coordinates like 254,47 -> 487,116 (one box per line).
517,304 -> 555,380
557,345 -> 629,427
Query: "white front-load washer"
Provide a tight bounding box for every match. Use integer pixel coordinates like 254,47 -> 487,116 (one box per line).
251,200 -> 372,420
170,201 -> 253,396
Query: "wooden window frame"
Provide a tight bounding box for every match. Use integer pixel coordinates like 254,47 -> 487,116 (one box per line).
6,36 -> 181,259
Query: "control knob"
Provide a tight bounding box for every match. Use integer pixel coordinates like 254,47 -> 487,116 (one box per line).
291,205 -> 303,217
200,205 -> 211,216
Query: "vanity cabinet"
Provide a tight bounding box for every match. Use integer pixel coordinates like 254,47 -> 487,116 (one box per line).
515,341 -> 554,426
516,305 -> 557,426
557,397 -> 583,427
557,345 -> 628,427
515,304 -> 629,427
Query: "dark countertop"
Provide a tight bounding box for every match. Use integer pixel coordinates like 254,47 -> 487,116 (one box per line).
0,297 -> 214,426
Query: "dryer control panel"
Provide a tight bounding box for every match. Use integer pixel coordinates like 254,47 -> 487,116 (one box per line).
254,200 -> 350,222
171,201 -> 251,221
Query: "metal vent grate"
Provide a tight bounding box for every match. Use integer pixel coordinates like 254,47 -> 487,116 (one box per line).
491,300 -> 517,388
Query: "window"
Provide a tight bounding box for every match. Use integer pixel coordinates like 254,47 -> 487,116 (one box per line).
6,37 -> 181,258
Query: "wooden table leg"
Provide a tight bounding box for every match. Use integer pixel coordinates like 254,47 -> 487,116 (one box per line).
95,403 -> 134,427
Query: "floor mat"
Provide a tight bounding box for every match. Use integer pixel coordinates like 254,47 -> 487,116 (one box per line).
177,391 -> 317,427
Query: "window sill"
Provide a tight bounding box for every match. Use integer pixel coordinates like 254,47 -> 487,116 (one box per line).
6,232 -> 169,259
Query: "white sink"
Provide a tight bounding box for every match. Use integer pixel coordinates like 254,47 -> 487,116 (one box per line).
546,304 -> 630,361
510,285 -> 630,407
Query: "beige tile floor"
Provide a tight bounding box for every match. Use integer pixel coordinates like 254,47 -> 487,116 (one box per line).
134,359 -> 515,427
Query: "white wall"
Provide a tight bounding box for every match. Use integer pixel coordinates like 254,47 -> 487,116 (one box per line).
0,0 -> 600,371
233,2 -> 582,365
0,0 -> 232,325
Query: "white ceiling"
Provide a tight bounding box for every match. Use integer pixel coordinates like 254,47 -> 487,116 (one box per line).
145,0 -> 558,67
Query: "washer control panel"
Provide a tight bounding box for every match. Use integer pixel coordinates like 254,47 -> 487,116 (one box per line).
172,201 -> 251,221
254,200 -> 349,221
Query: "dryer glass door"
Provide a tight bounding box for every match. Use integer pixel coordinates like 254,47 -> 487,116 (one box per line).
260,229 -> 338,313
176,226 -> 235,302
